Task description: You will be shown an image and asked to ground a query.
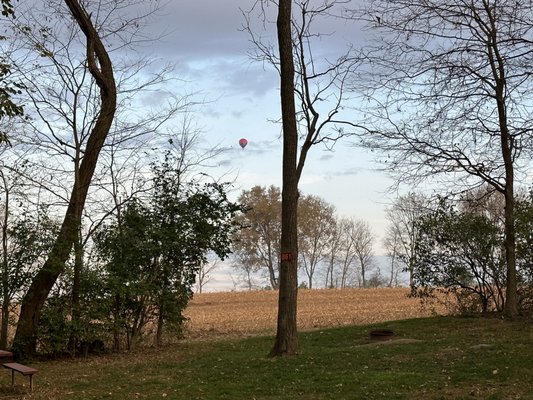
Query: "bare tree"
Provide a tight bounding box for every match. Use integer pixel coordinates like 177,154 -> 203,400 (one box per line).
196,259 -> 219,294
324,218 -> 341,288
382,224 -> 402,287
348,219 -> 374,288
270,0 -> 300,356
460,185 -> 506,227
337,218 -> 358,288
246,0 -> 364,357
384,193 -> 429,287
0,136 -> 61,349
324,216 -> 368,289
12,0 -> 117,357
5,0 -> 194,356
354,0 -> 533,316
0,167 -> 10,349
233,265 -> 259,291
0,157 -> 26,349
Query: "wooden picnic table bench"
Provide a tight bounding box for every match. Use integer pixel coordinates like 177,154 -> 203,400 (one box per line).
0,350 -> 12,358
3,362 -> 38,392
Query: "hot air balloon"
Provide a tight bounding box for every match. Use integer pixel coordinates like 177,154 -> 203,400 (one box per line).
239,138 -> 248,149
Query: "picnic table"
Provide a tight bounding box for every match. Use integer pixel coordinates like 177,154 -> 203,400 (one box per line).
0,349 -> 38,392
0,350 -> 12,358
3,363 -> 38,391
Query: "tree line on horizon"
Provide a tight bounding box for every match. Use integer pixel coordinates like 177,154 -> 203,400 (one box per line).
231,185 -> 401,292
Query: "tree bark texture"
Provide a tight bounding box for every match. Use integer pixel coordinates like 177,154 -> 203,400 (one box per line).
489,13 -> 518,317
1,172 -> 9,350
500,107 -> 518,317
12,0 -> 116,357
270,0 -> 299,357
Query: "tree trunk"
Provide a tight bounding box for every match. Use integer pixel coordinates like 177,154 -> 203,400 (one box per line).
113,295 -> 121,352
502,146 -> 518,317
268,256 -> 279,290
0,303 -> 8,351
156,304 -> 164,347
69,147 -> 83,353
388,247 -> 395,287
1,173 -> 9,349
270,0 -> 299,357
325,253 -> 334,288
68,228 -> 83,353
408,253 -> 415,289
491,42 -> 518,317
12,0 -> 116,358
361,257 -> 366,288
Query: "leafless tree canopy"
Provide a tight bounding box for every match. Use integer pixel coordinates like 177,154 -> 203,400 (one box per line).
384,193 -> 431,287
244,0 -> 364,177
246,0 -> 367,357
347,0 -> 533,317
353,0 -> 533,190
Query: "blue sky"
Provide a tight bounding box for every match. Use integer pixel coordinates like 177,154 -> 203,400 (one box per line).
147,0 -> 395,254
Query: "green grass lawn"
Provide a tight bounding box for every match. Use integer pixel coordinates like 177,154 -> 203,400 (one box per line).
0,316 -> 531,399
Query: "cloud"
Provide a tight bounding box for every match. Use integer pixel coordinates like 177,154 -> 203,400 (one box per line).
151,0 -> 257,60
330,167 -> 361,177
319,153 -> 335,162
147,0 -> 366,100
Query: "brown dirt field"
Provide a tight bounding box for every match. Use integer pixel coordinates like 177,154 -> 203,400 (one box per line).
183,287 -> 443,339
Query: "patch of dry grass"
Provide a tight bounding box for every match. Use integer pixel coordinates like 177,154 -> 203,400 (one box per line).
184,287 -> 443,339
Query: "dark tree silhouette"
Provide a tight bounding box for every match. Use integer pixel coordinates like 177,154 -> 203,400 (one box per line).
355,0 -> 533,316
13,0 -> 116,357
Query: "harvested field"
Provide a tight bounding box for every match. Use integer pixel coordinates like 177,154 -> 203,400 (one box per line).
183,287 -> 443,339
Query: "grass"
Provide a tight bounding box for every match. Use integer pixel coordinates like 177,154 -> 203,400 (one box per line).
0,315 -> 531,399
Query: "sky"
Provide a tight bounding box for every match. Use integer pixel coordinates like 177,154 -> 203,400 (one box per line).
86,0 -> 404,292
146,0 -> 402,290
5,0 -> 398,291
144,0 -> 396,258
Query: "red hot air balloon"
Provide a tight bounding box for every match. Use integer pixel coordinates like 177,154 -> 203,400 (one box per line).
239,138 -> 248,148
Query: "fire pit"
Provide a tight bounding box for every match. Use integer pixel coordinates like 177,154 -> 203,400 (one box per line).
369,328 -> 394,341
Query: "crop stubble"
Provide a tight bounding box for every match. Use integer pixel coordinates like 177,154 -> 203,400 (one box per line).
183,288 -> 439,339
